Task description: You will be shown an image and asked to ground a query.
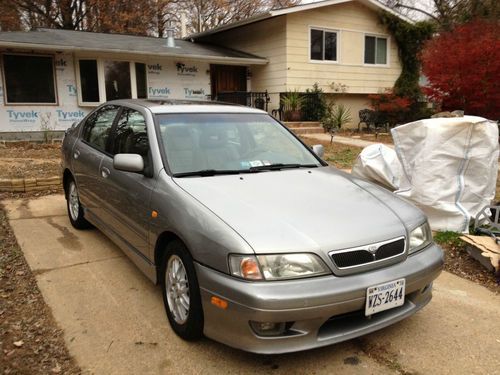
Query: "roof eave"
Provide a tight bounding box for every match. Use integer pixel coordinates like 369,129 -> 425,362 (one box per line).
0,41 -> 268,65
187,0 -> 414,39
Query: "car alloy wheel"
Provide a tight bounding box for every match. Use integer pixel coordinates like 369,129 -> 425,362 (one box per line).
165,255 -> 190,324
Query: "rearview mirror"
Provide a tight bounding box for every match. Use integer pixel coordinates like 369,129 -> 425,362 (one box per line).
312,144 -> 324,158
113,154 -> 144,173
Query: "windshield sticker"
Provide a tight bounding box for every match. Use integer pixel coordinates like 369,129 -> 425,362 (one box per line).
249,160 -> 264,167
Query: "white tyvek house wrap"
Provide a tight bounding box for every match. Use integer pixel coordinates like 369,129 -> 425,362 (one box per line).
351,143 -> 403,191
0,54 -> 211,132
391,116 -> 499,233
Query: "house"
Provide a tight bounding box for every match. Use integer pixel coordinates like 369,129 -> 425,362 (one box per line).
0,28 -> 266,136
0,0 -> 410,137
189,0 -> 411,126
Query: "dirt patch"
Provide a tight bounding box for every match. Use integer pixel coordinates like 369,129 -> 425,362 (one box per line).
0,143 -> 61,179
0,201 -> 80,374
434,232 -> 499,293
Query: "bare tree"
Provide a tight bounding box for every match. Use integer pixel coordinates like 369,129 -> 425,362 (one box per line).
382,0 -> 499,28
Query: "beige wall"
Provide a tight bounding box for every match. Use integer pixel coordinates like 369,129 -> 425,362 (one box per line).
204,17 -> 287,111
285,1 -> 401,94
202,0 -> 402,113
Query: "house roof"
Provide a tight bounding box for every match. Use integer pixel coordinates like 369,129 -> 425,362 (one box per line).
188,0 -> 413,39
0,28 -> 267,65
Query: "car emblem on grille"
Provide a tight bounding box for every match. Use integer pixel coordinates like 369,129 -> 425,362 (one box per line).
367,245 -> 378,253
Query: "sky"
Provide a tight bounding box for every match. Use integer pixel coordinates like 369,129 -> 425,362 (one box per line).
301,0 -> 435,20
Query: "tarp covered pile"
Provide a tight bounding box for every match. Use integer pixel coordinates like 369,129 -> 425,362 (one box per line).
352,116 -> 499,232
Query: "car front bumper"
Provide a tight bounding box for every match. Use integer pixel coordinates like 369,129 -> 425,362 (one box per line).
195,243 -> 444,354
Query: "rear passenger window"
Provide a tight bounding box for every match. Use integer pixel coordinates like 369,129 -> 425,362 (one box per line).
82,105 -> 119,152
111,108 -> 149,158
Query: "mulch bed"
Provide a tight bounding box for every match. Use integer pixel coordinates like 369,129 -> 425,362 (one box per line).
0,191 -> 81,374
0,143 -> 61,179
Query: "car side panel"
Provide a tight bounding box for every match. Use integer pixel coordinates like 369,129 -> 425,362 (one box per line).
71,139 -> 104,211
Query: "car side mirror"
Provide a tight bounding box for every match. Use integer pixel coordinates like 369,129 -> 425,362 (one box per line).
312,144 -> 324,158
113,153 -> 144,173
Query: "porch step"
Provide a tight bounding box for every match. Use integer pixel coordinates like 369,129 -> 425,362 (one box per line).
289,127 -> 324,135
284,121 -> 321,128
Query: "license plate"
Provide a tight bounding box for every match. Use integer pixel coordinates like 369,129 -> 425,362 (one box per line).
365,279 -> 405,316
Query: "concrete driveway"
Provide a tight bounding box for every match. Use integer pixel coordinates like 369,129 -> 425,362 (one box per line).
3,195 -> 500,375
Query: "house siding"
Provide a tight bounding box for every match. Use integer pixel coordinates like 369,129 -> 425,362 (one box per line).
203,16 -> 287,110
285,1 -> 401,94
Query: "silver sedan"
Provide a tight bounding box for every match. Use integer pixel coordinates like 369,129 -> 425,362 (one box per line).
61,99 -> 443,354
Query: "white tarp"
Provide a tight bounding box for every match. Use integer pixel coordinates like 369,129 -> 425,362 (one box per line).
351,143 -> 403,191
391,116 -> 499,232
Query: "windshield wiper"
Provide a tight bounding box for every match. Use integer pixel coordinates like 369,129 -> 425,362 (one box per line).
249,163 -> 319,171
173,169 -> 244,177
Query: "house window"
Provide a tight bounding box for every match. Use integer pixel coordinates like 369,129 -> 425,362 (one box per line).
135,63 -> 147,99
79,60 -> 100,103
105,61 -> 131,100
310,28 -> 337,62
77,59 -> 147,106
2,54 -> 57,104
364,36 -> 388,65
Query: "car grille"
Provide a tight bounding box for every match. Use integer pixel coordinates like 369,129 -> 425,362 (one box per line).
331,238 -> 405,269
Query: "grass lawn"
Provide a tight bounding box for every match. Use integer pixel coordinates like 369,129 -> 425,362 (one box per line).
300,138 -> 363,170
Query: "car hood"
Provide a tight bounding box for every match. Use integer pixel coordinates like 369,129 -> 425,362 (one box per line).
173,167 -> 412,254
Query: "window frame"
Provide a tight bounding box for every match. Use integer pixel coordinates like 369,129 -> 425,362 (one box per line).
1,52 -> 59,106
309,26 -> 340,64
75,57 -> 149,107
363,34 -> 390,67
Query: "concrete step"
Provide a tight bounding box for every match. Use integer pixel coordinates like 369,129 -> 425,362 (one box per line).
289,127 -> 324,135
284,121 -> 322,129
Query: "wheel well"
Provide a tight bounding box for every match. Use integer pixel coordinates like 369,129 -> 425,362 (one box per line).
62,169 -> 73,198
154,231 -> 184,283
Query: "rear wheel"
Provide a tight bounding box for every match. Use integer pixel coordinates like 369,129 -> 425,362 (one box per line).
66,178 -> 91,229
160,240 -> 204,340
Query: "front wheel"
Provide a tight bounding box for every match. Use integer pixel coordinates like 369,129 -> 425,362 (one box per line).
66,178 -> 91,229
160,240 -> 204,340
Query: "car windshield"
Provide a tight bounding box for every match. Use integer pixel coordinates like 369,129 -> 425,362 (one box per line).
156,113 -> 322,176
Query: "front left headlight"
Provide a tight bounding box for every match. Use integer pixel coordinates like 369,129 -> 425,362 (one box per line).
408,222 -> 432,254
229,253 -> 330,281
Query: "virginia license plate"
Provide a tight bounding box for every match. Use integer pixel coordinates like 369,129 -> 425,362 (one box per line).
365,278 -> 405,316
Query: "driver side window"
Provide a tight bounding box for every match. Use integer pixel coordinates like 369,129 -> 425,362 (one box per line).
110,108 -> 149,157
82,105 -> 119,152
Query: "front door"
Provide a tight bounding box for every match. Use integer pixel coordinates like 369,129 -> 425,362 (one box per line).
210,65 -> 247,102
72,105 -> 120,213
99,106 -> 155,257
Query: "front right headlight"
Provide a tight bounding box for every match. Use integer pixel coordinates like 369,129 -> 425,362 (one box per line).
229,253 -> 330,281
408,222 -> 432,255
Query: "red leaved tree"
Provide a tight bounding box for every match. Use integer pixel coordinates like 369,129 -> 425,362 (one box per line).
420,20 -> 500,120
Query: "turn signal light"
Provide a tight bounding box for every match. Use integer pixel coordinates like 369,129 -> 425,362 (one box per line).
211,296 -> 228,310
241,258 -> 262,279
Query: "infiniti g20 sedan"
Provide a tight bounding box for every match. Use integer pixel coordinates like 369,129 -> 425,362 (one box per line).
61,99 -> 443,354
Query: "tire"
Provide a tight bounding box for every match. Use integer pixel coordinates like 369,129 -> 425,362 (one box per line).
160,240 -> 204,340
65,177 -> 91,229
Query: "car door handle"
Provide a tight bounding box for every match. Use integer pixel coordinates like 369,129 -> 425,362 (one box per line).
73,149 -> 80,159
101,167 -> 110,178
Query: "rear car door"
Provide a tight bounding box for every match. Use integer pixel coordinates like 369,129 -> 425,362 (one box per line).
98,107 -> 156,258
72,105 -> 120,215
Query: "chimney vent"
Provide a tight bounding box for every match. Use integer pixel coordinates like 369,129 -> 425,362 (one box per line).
166,21 -> 176,48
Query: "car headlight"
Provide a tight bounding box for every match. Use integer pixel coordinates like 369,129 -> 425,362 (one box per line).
229,253 -> 330,281
408,222 -> 432,254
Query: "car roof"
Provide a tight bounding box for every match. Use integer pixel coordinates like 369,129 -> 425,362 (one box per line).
106,99 -> 268,115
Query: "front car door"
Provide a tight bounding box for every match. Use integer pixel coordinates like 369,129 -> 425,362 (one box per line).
99,106 -> 156,258
72,105 -> 120,215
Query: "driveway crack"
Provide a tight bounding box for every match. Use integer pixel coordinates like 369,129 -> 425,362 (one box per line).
32,255 -> 125,275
